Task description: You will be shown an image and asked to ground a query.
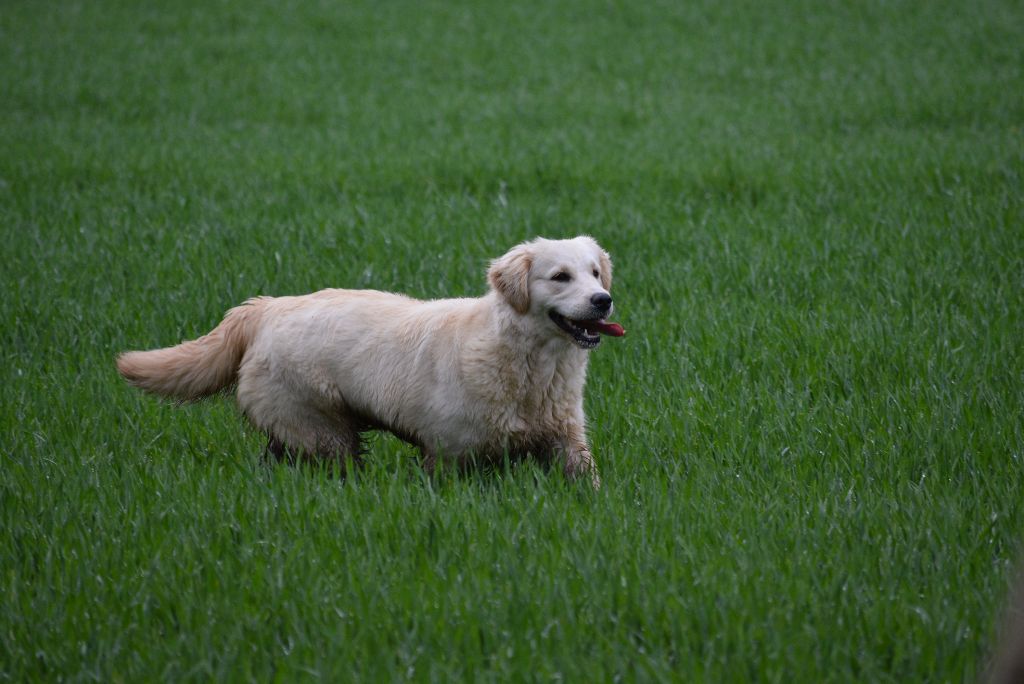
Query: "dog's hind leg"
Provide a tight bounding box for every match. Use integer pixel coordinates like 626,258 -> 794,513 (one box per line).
313,420 -> 365,473
247,396 -> 364,473
262,416 -> 364,473
420,449 -> 437,476
238,363 -> 365,472
265,435 -> 289,463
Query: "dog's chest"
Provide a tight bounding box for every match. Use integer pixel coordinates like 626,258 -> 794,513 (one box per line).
467,348 -> 586,439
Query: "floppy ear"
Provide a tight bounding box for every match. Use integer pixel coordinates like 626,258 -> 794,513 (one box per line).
598,249 -> 613,291
488,245 -> 533,314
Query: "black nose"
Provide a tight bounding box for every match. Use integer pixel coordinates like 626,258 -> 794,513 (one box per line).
590,292 -> 612,311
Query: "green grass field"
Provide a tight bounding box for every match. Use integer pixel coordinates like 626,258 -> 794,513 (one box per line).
3,0 -> 1023,680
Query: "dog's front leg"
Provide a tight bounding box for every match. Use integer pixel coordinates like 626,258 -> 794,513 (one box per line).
559,433 -> 602,490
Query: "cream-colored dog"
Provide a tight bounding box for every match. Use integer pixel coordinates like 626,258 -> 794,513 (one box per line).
117,236 -> 624,487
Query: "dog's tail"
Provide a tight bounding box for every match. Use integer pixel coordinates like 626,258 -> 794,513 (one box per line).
116,297 -> 268,401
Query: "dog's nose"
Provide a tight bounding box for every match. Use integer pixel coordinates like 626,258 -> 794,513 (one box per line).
590,292 -> 612,311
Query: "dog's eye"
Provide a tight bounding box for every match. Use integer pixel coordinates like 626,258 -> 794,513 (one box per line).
592,269 -> 600,279
551,272 -> 571,282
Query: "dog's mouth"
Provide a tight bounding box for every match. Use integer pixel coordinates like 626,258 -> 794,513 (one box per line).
548,311 -> 626,349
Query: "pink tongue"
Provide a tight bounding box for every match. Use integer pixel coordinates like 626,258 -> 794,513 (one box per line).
578,319 -> 626,337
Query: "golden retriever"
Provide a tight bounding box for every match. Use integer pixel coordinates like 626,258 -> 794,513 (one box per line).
117,236 -> 624,488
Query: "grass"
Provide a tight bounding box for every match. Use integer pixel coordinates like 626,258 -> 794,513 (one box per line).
2,0 -> 1023,680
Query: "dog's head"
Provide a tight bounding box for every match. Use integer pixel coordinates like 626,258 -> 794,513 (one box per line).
488,236 -> 623,349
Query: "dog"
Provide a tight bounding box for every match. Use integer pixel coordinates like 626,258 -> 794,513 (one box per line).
117,236 -> 624,488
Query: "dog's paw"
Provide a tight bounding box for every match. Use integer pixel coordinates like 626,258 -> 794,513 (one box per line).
564,455 -> 601,490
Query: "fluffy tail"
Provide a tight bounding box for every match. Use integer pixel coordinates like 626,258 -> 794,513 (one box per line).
116,297 -> 268,401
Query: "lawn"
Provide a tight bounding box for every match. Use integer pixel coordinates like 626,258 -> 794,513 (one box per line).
2,0 -> 1023,680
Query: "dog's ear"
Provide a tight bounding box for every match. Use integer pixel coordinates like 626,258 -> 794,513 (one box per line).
598,248 -> 613,291
488,244 -> 533,314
